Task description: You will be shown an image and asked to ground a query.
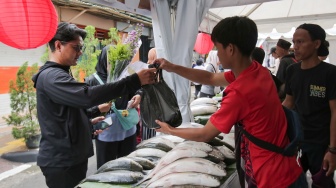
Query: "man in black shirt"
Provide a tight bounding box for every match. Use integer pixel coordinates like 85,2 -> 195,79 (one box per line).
283,24 -> 336,187
32,22 -> 156,188
275,39 -> 297,83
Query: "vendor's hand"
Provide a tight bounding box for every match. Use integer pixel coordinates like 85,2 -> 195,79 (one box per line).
98,102 -> 112,113
155,120 -> 173,135
91,116 -> 105,125
137,68 -> 157,85
153,58 -> 175,72
130,95 -> 141,108
323,151 -> 336,176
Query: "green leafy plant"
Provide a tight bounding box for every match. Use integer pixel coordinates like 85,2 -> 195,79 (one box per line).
108,23 -> 143,81
71,25 -> 102,81
3,62 -> 40,141
101,28 -> 120,46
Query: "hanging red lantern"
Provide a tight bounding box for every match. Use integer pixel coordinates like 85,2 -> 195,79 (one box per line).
0,0 -> 58,50
194,33 -> 214,55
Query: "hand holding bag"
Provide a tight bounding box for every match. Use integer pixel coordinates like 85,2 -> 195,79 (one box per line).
140,67 -> 182,129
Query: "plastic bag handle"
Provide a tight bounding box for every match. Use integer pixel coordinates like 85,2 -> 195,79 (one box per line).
149,63 -> 163,82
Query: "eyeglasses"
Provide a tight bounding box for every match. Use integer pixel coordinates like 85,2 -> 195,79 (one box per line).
61,41 -> 85,53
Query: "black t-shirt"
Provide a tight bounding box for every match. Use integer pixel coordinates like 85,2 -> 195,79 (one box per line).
285,62 -> 336,145
276,54 -> 297,83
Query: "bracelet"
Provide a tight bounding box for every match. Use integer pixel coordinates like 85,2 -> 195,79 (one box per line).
328,145 -> 336,154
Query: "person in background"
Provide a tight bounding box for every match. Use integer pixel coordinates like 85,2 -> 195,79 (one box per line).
199,50 -> 220,98
275,39 -> 297,83
154,16 -> 306,188
269,47 -> 280,75
283,23 -> 336,188
319,40 -> 330,63
252,47 -> 285,100
32,22 -> 156,188
86,46 -> 145,169
192,58 -> 205,99
147,48 -> 157,65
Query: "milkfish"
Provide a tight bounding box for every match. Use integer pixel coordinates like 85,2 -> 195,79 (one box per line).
136,142 -> 173,152
146,172 -> 220,188
128,148 -> 167,158
216,145 -> 236,165
205,146 -> 225,163
85,170 -> 143,184
173,140 -> 213,152
177,122 -> 204,128
146,157 -> 227,186
125,156 -> 155,170
96,157 -> 143,174
158,134 -> 185,144
136,136 -> 175,152
135,147 -> 208,186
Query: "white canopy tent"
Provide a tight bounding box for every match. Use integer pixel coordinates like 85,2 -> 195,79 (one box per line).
84,0 -> 336,121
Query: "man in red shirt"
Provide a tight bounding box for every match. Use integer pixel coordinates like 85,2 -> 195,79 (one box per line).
154,16 -> 307,188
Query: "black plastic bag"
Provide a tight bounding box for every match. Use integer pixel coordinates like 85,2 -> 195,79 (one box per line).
140,67 -> 182,129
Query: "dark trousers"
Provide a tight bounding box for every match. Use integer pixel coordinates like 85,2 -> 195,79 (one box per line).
194,85 -> 202,98
95,133 -> 136,169
288,172 -> 309,188
40,159 -> 88,188
199,91 -> 215,98
301,143 -> 335,188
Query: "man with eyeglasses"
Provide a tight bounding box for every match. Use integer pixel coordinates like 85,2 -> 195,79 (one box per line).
32,22 -> 157,188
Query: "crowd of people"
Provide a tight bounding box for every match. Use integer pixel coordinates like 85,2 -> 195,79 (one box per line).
33,15 -> 335,188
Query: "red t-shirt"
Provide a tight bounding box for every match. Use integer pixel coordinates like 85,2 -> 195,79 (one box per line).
210,61 -> 302,188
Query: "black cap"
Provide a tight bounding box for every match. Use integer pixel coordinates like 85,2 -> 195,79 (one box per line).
277,39 -> 291,50
269,47 -> 276,55
297,23 -> 329,56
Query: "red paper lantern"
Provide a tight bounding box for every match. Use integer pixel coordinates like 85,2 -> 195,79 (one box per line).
0,0 -> 58,50
194,33 -> 214,55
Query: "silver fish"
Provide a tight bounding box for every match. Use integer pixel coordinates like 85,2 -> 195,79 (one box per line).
216,146 -> 236,165
136,136 -> 175,151
125,156 -> 155,170
136,142 -> 173,152
85,170 -> 143,184
96,157 -> 143,174
135,148 -> 208,186
173,141 -> 213,152
146,172 -> 220,188
146,157 -> 227,186
128,148 -> 167,158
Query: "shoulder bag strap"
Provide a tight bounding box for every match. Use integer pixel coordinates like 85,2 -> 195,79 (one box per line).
236,123 -> 284,154
93,73 -> 104,85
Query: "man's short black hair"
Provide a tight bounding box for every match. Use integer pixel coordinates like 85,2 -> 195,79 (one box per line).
48,22 -> 87,52
252,47 -> 265,65
211,16 -> 257,57
196,58 -> 204,66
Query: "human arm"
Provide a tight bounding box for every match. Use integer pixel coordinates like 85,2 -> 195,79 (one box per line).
323,99 -> 336,176
155,119 -> 221,142
43,68 -> 156,109
86,102 -> 112,118
98,102 -> 112,113
282,94 -> 295,109
154,58 -> 228,87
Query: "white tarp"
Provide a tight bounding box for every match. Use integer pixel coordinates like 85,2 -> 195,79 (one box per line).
150,0 -> 214,122
209,0 -> 336,37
